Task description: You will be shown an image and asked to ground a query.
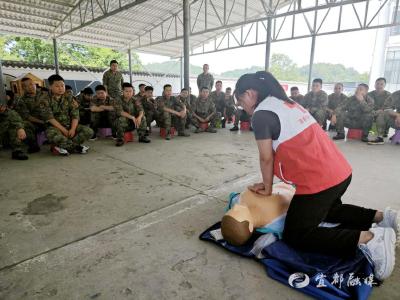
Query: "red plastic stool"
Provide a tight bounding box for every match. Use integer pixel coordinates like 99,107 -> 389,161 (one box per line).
199,122 -> 209,130
98,128 -> 112,138
160,127 -> 175,138
240,121 -> 251,131
36,131 -> 47,146
347,128 -> 362,140
391,129 -> 400,145
124,131 -> 134,143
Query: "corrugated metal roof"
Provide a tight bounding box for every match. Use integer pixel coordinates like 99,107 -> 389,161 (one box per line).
0,0 -> 288,57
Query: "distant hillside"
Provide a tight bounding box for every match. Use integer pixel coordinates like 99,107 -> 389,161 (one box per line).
143,61 -> 203,76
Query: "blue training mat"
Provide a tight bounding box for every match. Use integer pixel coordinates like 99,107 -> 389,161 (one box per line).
199,222 -> 376,300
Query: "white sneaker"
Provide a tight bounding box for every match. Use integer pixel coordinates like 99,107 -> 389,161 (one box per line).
51,146 -> 70,156
361,227 -> 396,281
377,208 -> 400,243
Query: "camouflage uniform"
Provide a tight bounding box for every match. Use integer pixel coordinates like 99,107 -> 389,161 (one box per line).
113,96 -> 147,139
335,95 -> 374,138
138,95 -> 158,129
76,94 -> 91,125
291,95 -> 305,107
102,69 -> 123,99
156,95 -> 186,134
39,92 -> 93,151
376,90 -> 400,132
191,97 -> 217,128
196,73 -> 214,91
15,93 -> 46,138
176,95 -> 193,127
0,108 -> 29,152
209,91 -> 226,115
224,96 -> 236,119
327,93 -> 348,120
303,90 -> 329,126
368,90 -> 392,136
90,96 -> 116,135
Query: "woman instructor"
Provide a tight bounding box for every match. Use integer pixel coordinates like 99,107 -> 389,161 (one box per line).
234,71 -> 398,281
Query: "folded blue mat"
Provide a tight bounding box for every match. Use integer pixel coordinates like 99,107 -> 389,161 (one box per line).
199,222 -> 377,300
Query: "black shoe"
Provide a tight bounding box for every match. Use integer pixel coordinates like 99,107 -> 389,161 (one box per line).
333,133 -> 345,140
12,150 -> 28,160
27,144 -> 40,153
250,126 -> 253,131
115,138 -> 124,147
145,130 -> 149,137
222,121 -> 226,128
368,137 -> 385,145
230,125 -> 239,131
89,133 -> 98,141
383,133 -> 388,138
139,136 -> 151,143
361,136 -> 369,143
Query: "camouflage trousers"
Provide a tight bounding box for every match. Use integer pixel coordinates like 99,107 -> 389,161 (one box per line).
0,125 -> 26,152
192,112 -> 218,128
225,106 -> 236,119
336,111 -> 373,137
234,109 -> 251,126
46,125 -> 93,151
144,108 -> 159,128
91,111 -> 116,135
114,116 -> 147,139
376,110 -> 398,136
158,110 -> 186,133
309,108 -> 326,126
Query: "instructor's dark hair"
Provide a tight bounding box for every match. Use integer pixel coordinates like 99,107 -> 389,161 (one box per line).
234,71 -> 293,107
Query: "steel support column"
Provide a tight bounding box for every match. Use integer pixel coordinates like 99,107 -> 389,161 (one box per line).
53,38 -> 60,75
307,34 -> 316,91
128,48 -> 133,84
0,59 -> 6,104
180,56 -> 184,90
183,0 -> 190,90
265,16 -> 273,71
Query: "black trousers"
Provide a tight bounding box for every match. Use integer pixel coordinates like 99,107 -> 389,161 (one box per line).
283,175 -> 376,257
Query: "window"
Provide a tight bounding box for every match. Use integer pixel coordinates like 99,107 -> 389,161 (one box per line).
384,50 -> 400,90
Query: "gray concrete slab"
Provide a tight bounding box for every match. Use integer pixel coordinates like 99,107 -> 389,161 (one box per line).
0,128 -> 399,299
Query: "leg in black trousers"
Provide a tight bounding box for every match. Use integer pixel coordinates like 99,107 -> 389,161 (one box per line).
283,175 -> 377,257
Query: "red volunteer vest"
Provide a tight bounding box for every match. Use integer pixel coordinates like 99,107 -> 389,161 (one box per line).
254,96 -> 352,195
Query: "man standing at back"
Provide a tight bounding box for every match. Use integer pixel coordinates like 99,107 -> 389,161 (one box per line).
103,60 -> 124,99
197,64 -> 214,92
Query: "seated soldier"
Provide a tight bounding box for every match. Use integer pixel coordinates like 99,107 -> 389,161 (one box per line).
327,83 -> 348,129
192,87 -> 217,133
139,86 -> 158,134
77,87 -> 93,126
368,77 -> 392,145
0,100 -> 30,160
223,87 -> 236,124
65,85 -> 74,97
176,88 -> 193,129
89,85 -> 116,140
221,184 -> 399,281
113,83 -> 151,146
289,86 -> 305,106
15,77 -> 46,153
373,89 -> 400,144
332,83 -> 373,142
39,74 -> 93,155
303,78 -> 329,127
230,107 -> 252,132
136,83 -> 146,98
156,84 -> 190,140
209,81 -> 225,127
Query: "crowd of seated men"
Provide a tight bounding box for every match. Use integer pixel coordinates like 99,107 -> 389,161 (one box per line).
290,77 -> 400,145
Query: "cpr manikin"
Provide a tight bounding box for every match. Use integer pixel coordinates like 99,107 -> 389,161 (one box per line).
221,182 -> 296,246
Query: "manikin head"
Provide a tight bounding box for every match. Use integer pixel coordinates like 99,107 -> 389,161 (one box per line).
95,85 -> 107,100
48,74 -> 65,97
21,78 -> 36,96
375,77 -> 386,93
334,83 -> 343,95
110,60 -> 118,72
290,86 -> 299,98
311,78 -> 322,93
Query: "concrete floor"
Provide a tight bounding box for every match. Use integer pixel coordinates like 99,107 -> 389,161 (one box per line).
0,127 -> 399,300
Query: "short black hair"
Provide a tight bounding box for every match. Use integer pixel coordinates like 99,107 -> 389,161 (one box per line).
200,86 -> 209,92
6,90 -> 14,99
359,83 -> 369,90
138,83 -> 145,88
216,80 -> 222,85
48,74 -> 64,85
65,85 -> 73,90
312,78 -> 323,85
376,77 -> 386,84
83,87 -> 94,95
122,82 -> 133,89
163,84 -> 172,90
145,86 -> 154,91
226,87 -> 232,91
181,88 -> 188,92
335,83 -> 344,88
290,86 -> 299,91
21,77 -> 31,83
95,85 -> 106,92
110,60 -> 118,66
